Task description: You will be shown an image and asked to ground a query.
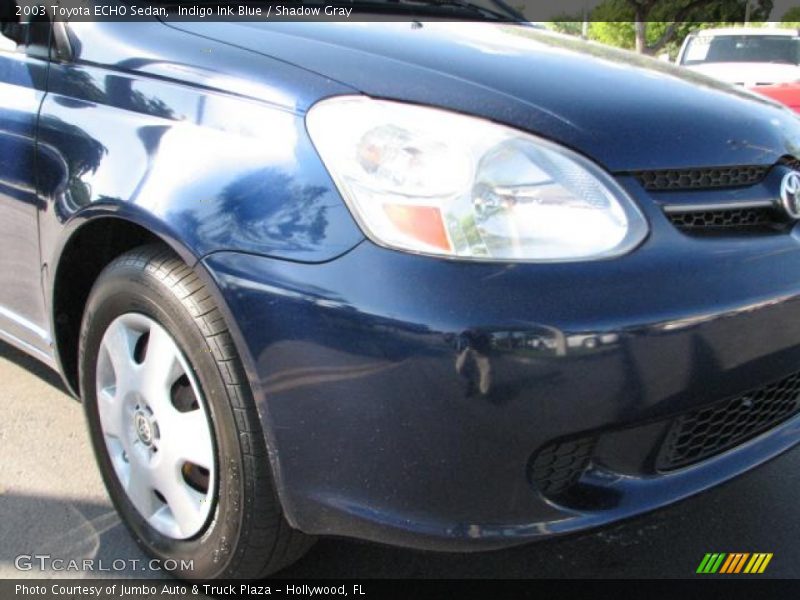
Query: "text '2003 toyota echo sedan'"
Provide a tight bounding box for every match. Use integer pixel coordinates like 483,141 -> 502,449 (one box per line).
3,4 -> 800,579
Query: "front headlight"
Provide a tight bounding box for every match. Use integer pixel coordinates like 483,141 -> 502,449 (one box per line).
306,96 -> 648,261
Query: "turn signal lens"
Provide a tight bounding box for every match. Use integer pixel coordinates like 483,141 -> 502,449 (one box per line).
383,204 -> 452,252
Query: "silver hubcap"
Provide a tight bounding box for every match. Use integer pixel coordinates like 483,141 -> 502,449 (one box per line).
96,313 -> 215,539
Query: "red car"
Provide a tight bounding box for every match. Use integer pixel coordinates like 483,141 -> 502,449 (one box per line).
751,82 -> 800,114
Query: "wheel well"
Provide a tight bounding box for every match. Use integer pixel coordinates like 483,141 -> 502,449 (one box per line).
52,218 -> 162,394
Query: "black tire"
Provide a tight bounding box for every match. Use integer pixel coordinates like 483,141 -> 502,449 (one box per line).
79,244 -> 314,579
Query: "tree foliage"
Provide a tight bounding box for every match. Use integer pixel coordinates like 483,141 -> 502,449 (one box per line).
551,0 -> 774,56
780,5 -> 800,24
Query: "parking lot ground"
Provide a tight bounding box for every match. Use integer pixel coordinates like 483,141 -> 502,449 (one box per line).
1,339 -> 798,579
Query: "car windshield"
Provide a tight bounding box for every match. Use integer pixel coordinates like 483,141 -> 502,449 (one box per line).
682,34 -> 800,66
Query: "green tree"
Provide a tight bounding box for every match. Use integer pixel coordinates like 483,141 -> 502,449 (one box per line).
548,19 -> 585,37
780,5 -> 800,24
588,0 -> 773,55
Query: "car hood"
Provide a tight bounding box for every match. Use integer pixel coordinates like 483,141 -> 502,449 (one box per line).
686,62 -> 800,86
170,21 -> 800,172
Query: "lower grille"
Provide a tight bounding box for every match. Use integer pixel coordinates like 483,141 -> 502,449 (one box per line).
528,370 -> 800,500
666,206 -> 788,234
657,371 -> 800,471
528,437 -> 595,497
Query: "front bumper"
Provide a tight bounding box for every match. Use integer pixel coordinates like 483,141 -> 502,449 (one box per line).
202,199 -> 800,551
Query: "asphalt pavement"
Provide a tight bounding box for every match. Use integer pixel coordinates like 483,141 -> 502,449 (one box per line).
1,339 -> 798,580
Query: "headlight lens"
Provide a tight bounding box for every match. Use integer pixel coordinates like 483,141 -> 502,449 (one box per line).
306,96 -> 647,261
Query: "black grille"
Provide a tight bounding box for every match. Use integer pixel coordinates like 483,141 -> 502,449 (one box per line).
635,166 -> 768,191
666,206 -> 787,233
781,157 -> 800,171
528,437 -> 595,496
657,371 -> 800,471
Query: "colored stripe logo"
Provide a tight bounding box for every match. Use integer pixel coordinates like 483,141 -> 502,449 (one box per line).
696,553 -> 773,574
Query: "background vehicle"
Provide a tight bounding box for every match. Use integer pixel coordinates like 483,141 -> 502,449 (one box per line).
677,27 -> 800,86
4,3 -> 800,581
750,81 -> 800,113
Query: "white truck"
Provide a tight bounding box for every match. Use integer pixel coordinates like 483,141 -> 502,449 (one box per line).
677,27 -> 800,86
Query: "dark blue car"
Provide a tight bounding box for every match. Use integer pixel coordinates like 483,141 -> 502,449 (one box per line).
3,3 -> 800,579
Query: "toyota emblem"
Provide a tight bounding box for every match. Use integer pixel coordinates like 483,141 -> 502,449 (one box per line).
780,171 -> 800,219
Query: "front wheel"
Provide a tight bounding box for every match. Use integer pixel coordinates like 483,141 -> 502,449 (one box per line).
79,244 -> 313,579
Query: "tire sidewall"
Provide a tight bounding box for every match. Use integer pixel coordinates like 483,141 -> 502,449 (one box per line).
80,262 -> 244,580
